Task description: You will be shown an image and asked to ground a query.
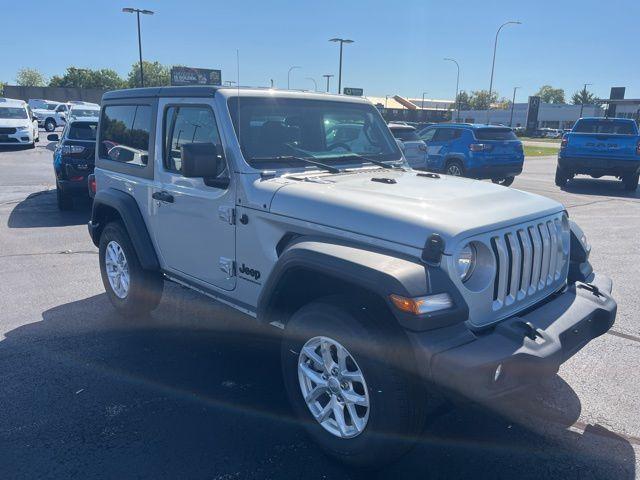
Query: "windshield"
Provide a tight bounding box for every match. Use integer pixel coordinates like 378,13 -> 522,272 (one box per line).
0,107 -> 28,120
67,122 -> 98,141
474,128 -> 518,140
573,119 -> 638,135
390,128 -> 420,141
70,109 -> 100,118
228,97 -> 401,169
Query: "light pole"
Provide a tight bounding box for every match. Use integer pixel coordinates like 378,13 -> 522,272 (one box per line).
509,86 -> 520,127
329,38 -> 354,93
487,21 -> 521,123
305,77 -> 318,92
579,83 -> 592,118
287,66 -> 301,89
322,74 -> 334,93
421,92 -> 428,108
122,7 -> 154,88
444,57 -> 460,122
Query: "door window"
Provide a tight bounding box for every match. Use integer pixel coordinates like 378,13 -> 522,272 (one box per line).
164,105 -> 224,174
419,128 -> 436,142
433,128 -> 460,142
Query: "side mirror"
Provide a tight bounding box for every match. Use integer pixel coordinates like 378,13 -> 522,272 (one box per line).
47,134 -> 59,142
181,143 -> 225,179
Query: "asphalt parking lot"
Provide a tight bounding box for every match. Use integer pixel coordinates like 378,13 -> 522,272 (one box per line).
0,138 -> 639,479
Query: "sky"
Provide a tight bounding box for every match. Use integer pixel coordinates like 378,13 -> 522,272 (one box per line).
3,0 -> 639,101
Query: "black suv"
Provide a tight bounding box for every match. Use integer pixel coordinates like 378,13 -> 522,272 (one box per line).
49,119 -> 98,210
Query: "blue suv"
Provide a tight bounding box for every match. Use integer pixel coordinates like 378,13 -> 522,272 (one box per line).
417,124 -> 524,186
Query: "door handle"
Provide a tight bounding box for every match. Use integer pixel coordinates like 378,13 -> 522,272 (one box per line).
152,191 -> 174,203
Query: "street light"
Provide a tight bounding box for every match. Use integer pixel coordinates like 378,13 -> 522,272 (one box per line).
579,83 -> 593,118
329,38 -> 354,93
444,57 -> 461,122
122,7 -> 154,88
421,92 -> 428,109
322,74 -> 334,93
509,86 -> 520,127
487,20 -> 521,123
287,65 -> 301,89
305,77 -> 318,92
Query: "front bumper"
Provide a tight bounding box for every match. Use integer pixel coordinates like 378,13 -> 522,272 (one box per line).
408,273 -> 616,401
0,130 -> 33,145
558,155 -> 640,176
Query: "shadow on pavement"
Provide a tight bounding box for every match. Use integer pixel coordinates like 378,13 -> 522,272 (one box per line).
7,189 -> 90,228
563,177 -> 640,199
0,285 -> 635,479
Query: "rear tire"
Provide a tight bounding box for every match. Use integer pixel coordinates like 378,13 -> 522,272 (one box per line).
281,296 -> 426,467
555,166 -> 570,188
44,119 -> 56,132
623,173 -> 639,191
445,160 -> 464,177
491,176 -> 514,187
56,184 -> 73,210
99,221 -> 163,317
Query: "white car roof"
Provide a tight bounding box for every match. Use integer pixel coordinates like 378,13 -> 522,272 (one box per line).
0,98 -> 27,108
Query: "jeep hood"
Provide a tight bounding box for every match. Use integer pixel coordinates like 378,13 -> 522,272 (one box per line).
269,169 -> 564,252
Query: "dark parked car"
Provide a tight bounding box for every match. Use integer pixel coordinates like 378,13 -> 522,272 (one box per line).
49,118 -> 98,209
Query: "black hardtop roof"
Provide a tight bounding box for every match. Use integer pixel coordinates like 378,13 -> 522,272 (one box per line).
102,86 -> 220,101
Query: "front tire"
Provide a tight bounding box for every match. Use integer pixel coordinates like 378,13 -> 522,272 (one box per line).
281,297 -> 426,467
99,221 -> 163,317
623,173 -> 639,191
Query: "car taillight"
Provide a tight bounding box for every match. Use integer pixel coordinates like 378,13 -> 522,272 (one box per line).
469,143 -> 490,152
636,141 -> 640,155
88,174 -> 97,196
561,136 -> 568,148
61,145 -> 86,155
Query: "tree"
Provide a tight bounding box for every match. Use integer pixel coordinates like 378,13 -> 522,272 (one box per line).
571,87 -> 597,105
16,68 -> 46,87
127,61 -> 170,88
455,91 -> 471,110
48,67 -> 126,90
534,85 -> 565,104
468,90 -> 498,110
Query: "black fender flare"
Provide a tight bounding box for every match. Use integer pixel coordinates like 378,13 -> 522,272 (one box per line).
88,188 -> 160,271
257,239 -> 468,331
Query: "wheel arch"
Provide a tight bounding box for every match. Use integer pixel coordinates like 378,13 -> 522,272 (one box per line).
257,238 -> 467,332
89,188 -> 160,270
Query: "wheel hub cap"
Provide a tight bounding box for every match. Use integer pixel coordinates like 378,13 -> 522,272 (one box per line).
298,336 -> 370,439
105,240 -> 130,299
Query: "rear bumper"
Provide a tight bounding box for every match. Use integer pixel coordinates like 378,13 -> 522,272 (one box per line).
58,177 -> 90,196
465,163 -> 523,179
558,155 -> 640,175
407,273 -> 616,401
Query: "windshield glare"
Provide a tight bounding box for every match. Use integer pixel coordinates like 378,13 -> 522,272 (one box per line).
228,97 -> 401,169
0,107 -> 28,120
474,128 -> 518,140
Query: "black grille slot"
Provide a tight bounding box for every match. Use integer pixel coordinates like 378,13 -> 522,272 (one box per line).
0,127 -> 17,134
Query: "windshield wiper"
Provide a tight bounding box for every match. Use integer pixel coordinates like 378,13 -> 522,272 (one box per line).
251,155 -> 342,174
327,153 -> 401,170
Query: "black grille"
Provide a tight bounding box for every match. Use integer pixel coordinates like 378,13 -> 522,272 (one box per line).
0,127 -> 17,134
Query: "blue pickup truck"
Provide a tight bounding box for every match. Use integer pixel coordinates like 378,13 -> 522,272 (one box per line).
556,117 -> 640,191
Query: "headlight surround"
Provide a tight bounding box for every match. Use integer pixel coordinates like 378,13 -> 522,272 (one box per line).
17,125 -> 30,131
455,243 -> 476,282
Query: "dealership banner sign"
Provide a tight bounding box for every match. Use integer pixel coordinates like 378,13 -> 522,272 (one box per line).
343,87 -> 364,96
171,67 -> 222,86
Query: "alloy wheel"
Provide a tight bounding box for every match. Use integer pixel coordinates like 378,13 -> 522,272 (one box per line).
298,336 -> 370,439
105,240 -> 130,299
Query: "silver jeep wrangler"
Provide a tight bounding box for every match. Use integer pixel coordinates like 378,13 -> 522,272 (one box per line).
88,86 -> 616,466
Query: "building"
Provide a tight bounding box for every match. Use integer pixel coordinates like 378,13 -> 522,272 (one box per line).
366,95 -> 453,123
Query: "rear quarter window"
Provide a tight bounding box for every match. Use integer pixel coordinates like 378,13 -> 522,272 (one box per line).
474,128 -> 517,141
99,105 -> 151,166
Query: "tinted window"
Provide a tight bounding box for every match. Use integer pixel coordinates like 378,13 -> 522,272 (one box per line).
573,119 -> 638,135
390,128 -> 420,141
474,128 -> 517,140
164,105 -> 222,173
419,128 -> 436,142
0,107 -> 28,119
99,105 -> 151,166
433,128 -> 460,142
56,104 -> 67,113
68,122 -> 98,141
71,109 -> 100,118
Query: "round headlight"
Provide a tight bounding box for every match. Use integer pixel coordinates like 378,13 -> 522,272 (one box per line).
456,243 -> 476,282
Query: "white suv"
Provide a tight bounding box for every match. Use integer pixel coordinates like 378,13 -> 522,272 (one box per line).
0,98 -> 39,148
